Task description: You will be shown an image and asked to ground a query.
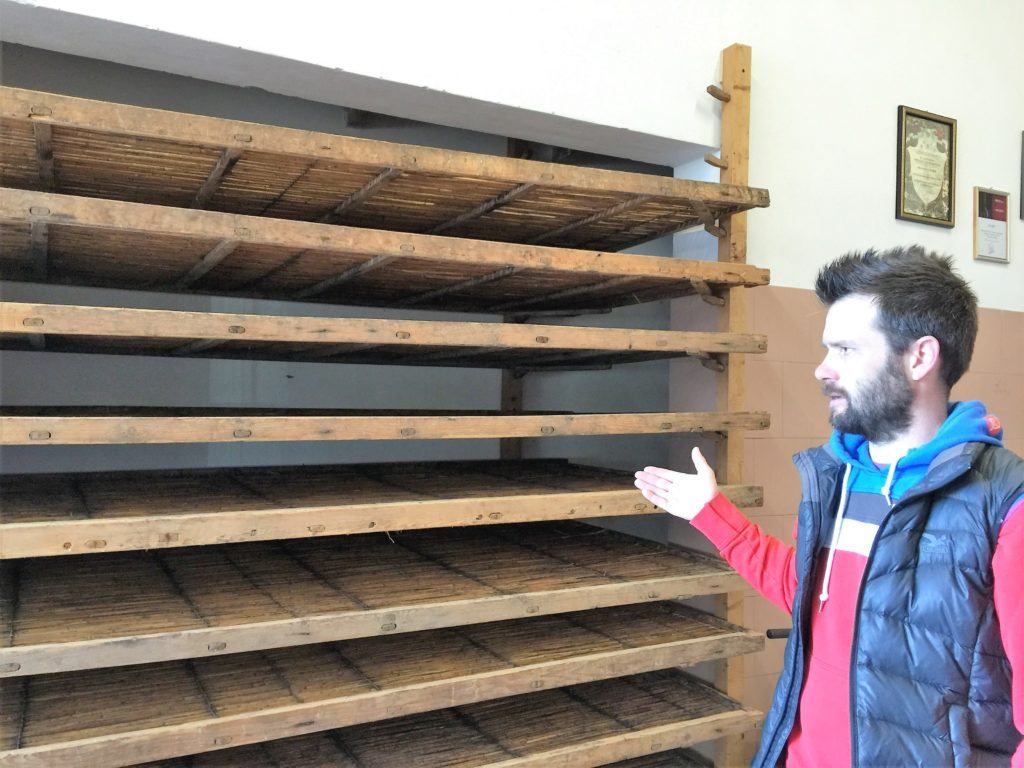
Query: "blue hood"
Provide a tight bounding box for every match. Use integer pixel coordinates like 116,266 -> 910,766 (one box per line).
829,400 -> 1004,473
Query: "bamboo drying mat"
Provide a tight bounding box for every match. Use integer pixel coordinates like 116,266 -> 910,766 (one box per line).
0,459 -> 763,558
0,407 -> 771,445
131,671 -> 743,767
0,605 -> 763,767
0,301 -> 767,370
0,191 -> 769,312
1,88 -> 768,253
1,520 -> 748,675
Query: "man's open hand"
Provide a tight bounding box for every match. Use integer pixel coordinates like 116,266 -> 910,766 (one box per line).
633,447 -> 719,521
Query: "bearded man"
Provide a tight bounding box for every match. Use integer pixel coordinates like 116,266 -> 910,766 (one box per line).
635,246 -> 1023,767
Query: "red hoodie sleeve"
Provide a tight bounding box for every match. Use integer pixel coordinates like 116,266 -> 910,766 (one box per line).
993,497 -> 1024,768
690,492 -> 799,615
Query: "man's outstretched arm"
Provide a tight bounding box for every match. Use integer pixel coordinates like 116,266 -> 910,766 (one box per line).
635,448 -> 799,615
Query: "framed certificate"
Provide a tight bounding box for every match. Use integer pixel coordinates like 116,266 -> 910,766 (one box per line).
973,187 -> 1009,263
896,106 -> 956,227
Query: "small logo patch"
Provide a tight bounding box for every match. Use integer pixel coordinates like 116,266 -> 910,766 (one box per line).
985,414 -> 1002,436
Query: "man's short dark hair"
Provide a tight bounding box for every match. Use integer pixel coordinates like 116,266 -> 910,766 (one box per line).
814,245 -> 978,389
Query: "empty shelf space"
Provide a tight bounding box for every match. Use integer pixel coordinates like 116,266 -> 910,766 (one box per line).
0,191 -> 769,312
0,459 -> 762,558
0,520 -> 747,675
2,88 -> 768,253
0,301 -> 767,370
133,671 -> 748,768
0,605 -> 763,767
0,407 -> 770,446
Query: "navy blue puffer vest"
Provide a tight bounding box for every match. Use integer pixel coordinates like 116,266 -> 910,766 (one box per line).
752,441 -> 1024,767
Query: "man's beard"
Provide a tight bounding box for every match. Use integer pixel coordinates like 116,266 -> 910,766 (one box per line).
823,354 -> 913,443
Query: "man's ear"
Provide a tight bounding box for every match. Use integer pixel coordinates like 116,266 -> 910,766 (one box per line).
906,336 -> 942,382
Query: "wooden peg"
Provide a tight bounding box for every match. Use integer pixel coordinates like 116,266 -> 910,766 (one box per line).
703,153 -> 728,170
686,350 -> 727,372
692,201 -> 728,240
689,279 -> 727,307
706,84 -> 731,102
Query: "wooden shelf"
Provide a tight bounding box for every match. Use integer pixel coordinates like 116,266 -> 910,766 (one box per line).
0,459 -> 762,558
0,191 -> 770,312
132,672 -> 743,767
0,301 -> 767,370
2,88 -> 768,254
0,407 -> 770,445
0,604 -> 763,767
1,519 -> 749,676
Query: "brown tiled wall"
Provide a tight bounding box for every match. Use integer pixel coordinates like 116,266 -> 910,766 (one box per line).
737,284 -> 1024,744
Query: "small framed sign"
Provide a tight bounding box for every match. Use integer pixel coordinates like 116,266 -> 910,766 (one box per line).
896,106 -> 957,227
973,187 -> 1010,263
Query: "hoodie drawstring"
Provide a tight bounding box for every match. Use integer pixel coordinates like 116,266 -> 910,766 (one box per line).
818,455 -> 905,613
881,456 -> 902,508
818,463 -> 852,612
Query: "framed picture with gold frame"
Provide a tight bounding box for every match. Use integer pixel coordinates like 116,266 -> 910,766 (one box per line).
896,106 -> 956,227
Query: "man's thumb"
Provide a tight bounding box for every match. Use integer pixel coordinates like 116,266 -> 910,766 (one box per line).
691,447 -> 712,476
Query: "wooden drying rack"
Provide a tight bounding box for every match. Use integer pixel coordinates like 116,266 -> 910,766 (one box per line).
0,44 -> 767,768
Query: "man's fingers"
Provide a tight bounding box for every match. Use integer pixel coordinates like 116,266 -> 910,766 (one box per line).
634,470 -> 677,492
691,447 -> 713,477
639,466 -> 687,482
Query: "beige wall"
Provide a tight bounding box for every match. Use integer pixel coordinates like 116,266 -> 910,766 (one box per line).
731,284 -> 1024,742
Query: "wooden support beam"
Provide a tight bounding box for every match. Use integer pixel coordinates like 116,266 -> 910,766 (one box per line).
26,221 -> 48,349
300,342 -> 384,360
293,254 -> 396,300
515,363 -> 614,374
171,338 -> 225,356
713,42 -> 754,768
170,238 -> 239,289
33,123 -> 54,190
28,221 -> 48,282
1,303 -> 768,360
318,167 -> 401,224
527,194 -> 653,245
512,348 -> 626,369
0,409 -> 771,445
500,310 -> 527,460
408,346 -> 497,364
426,183 -> 535,235
396,265 -> 521,307
507,308 -> 612,321
490,275 -> 642,312
190,148 -> 242,209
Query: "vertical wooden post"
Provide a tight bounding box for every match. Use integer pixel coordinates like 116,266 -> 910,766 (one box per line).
500,138 -> 533,460
499,362 -> 525,459
714,42 -> 753,768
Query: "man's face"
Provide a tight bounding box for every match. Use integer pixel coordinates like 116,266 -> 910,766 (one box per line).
814,295 -> 914,443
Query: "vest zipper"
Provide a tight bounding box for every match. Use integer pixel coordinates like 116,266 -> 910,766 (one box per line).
847,462 -> 970,767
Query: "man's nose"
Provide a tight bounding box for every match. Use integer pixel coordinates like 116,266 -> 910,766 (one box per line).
814,359 -> 835,382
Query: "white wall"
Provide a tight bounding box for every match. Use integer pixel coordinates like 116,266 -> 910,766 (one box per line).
5,0 -> 1020,309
